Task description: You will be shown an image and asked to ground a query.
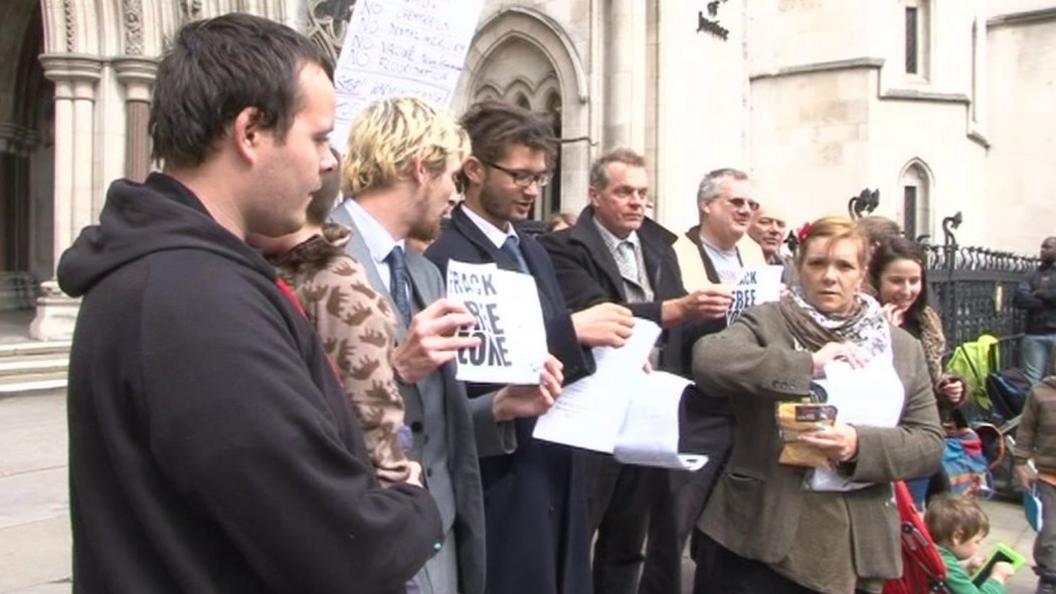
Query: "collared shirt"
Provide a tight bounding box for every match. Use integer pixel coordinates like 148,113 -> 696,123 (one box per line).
462,204 -> 520,250
592,218 -> 654,302
343,198 -> 405,293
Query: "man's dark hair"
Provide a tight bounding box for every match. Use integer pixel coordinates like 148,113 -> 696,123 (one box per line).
459,99 -> 558,166
149,13 -> 333,168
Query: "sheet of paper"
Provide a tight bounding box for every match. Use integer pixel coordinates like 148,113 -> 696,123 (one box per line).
726,265 -> 784,325
329,0 -> 486,152
613,371 -> 708,471
446,260 -> 548,385
810,351 -> 905,491
532,319 -> 661,453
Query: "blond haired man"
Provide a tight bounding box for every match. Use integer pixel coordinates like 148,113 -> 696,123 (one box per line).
331,97 -> 563,594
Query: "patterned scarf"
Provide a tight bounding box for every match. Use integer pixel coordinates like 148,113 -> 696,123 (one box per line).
778,289 -> 891,358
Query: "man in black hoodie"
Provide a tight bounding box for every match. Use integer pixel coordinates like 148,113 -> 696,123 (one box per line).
57,13 -> 442,593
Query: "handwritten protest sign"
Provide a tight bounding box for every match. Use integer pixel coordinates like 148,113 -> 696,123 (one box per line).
445,260 -> 548,384
726,264 -> 783,325
330,0 -> 485,150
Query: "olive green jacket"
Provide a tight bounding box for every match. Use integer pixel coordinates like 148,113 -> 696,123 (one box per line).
692,302 -> 944,580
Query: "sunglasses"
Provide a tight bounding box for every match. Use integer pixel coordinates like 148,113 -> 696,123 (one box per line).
727,197 -> 760,211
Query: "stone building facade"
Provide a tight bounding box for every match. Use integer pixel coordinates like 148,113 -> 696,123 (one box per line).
0,0 -> 1053,339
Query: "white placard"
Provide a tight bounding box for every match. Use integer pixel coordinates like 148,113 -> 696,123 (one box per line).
533,319 -> 709,471
445,260 -> 548,385
330,0 -> 486,150
726,265 -> 784,325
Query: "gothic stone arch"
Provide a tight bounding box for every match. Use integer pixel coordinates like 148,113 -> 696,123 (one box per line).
454,6 -> 590,217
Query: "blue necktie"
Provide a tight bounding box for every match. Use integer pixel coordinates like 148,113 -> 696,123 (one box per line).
501,236 -> 530,274
386,245 -> 412,323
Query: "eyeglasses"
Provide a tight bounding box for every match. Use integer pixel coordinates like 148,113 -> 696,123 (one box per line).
727,197 -> 760,212
482,161 -> 551,188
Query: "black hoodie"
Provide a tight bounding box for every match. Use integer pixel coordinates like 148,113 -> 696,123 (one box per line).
59,173 -> 442,594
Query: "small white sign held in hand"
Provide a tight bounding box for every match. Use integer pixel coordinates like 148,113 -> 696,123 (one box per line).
445,260 -> 548,385
726,264 -> 784,325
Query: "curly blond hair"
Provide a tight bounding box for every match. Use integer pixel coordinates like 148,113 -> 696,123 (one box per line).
341,97 -> 469,196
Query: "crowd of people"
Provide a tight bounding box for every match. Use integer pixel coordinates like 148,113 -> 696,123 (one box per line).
58,13 -> 1056,594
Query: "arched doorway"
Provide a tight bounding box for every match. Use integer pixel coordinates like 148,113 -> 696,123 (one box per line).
0,0 -> 53,316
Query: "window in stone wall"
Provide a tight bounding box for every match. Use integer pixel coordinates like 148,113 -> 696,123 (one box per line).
903,0 -> 930,80
901,162 -> 931,241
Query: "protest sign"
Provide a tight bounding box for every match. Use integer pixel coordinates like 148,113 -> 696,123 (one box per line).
330,0 -> 485,150
445,260 -> 548,384
726,264 -> 783,325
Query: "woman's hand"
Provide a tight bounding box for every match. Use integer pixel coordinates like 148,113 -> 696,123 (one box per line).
881,302 -> 905,327
798,421 -> 859,463
811,342 -> 869,377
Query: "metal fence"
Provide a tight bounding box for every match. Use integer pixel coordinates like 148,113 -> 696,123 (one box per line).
925,242 -> 1037,368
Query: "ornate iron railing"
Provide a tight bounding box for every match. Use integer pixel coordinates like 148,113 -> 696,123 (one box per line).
924,213 -> 1038,368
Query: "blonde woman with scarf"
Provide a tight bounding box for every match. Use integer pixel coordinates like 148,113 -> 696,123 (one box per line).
690,216 -> 944,594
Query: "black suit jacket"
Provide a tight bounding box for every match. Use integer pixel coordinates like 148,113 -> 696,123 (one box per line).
539,206 -> 691,375
541,209 -> 730,458
424,204 -> 592,594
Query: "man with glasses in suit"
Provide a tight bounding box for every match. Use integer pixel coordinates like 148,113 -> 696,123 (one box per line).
426,99 -> 635,594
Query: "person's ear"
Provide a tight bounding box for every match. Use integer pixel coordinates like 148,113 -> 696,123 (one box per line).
589,187 -> 601,208
232,107 -> 265,163
411,158 -> 431,186
951,529 -> 967,546
463,157 -> 485,186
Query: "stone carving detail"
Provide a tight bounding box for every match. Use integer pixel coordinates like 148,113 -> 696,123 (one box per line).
306,0 -> 356,65
123,0 -> 144,56
179,0 -> 203,23
62,0 -> 75,52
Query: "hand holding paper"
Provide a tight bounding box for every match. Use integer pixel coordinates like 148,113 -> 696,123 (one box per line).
797,421 -> 859,463
663,288 -> 732,326
393,298 -> 480,384
571,302 -> 634,347
493,355 -> 564,422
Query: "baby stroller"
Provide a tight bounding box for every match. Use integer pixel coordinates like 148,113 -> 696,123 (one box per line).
946,335 -> 1031,498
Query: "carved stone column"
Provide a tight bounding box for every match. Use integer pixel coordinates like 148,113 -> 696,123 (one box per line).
113,57 -> 158,181
30,54 -> 101,341
605,0 -> 647,150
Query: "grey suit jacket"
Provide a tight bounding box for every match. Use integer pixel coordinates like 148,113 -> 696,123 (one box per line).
331,204 -> 491,594
692,302 -> 944,580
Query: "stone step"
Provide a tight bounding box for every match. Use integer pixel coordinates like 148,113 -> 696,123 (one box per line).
0,355 -> 69,378
0,340 -> 71,359
0,371 -> 67,397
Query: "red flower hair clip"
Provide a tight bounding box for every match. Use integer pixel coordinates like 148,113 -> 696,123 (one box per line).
796,222 -> 812,244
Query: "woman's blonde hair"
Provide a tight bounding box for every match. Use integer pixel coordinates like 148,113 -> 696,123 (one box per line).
796,216 -> 869,268
341,97 -> 470,196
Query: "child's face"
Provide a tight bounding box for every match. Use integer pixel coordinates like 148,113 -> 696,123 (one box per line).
948,530 -> 986,560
